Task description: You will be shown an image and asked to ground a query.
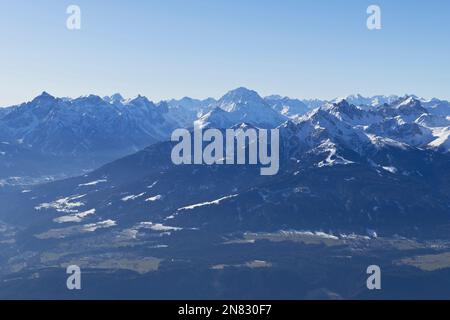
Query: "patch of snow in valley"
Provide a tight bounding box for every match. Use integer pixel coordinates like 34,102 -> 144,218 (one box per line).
340,233 -> 371,240
83,220 -> 116,232
35,194 -> 86,213
177,194 -> 238,211
35,219 -> 117,239
117,228 -> 139,240
121,192 -> 146,202
78,179 -> 107,187
147,181 -> 158,189
117,221 -> 183,240
382,166 -> 398,174
139,222 -> 182,232
366,134 -> 409,150
279,230 -> 339,240
53,208 -> 96,223
145,195 -> 162,202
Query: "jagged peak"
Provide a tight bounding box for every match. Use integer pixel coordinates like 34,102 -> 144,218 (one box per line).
127,95 -> 155,107
394,96 -> 422,108
110,93 -> 125,102
333,98 -> 351,107
39,91 -> 53,98
31,91 -> 56,103
74,94 -> 105,106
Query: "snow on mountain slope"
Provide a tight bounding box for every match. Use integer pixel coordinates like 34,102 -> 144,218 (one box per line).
279,103 -> 372,165
286,97 -> 450,157
0,90 -> 449,180
264,95 -> 310,118
0,92 -> 178,156
325,97 -> 448,152
381,96 -> 429,122
195,88 -> 287,129
166,97 -> 215,128
428,127 -> 450,152
0,92 -> 183,178
321,100 -> 383,126
2,93 -> 450,244
9,118 -> 448,237
195,107 -> 237,129
367,119 -> 435,147
421,98 -> 450,117
301,99 -> 328,109
168,96 -> 215,112
332,94 -> 400,108
415,113 -> 450,128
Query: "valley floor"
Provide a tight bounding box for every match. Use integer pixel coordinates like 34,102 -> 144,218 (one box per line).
2,228 -> 450,299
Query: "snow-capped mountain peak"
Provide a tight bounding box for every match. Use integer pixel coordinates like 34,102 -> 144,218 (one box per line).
219,87 -> 263,103
216,87 -> 267,112
31,91 -> 57,105
196,87 -> 287,129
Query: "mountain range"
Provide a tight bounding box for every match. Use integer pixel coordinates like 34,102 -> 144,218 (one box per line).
1,87 -> 449,231
0,87 -> 449,299
0,88 -> 448,182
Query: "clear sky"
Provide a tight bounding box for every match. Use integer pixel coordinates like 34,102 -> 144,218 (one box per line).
1,0 -> 449,106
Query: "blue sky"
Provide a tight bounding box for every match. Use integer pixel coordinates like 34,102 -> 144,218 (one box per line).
1,0 -> 449,106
